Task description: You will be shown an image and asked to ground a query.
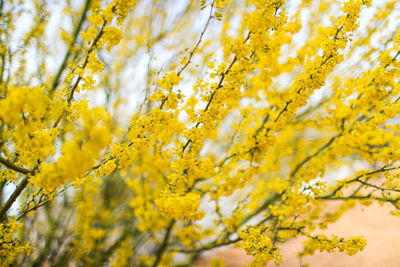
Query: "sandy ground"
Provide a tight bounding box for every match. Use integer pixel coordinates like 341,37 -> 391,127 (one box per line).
195,202 -> 400,267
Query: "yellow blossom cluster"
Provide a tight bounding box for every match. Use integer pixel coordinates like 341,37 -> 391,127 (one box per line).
155,191 -> 205,221
239,226 -> 281,266
2,0 -> 400,266
302,234 -> 367,256
0,220 -> 31,266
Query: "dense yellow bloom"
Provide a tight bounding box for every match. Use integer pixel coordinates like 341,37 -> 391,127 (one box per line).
0,220 -> 31,266
239,226 -> 281,265
155,191 -> 205,221
1,0 -> 400,266
302,234 -> 367,256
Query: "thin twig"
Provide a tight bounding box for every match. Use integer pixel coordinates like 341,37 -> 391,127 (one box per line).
49,0 -> 92,94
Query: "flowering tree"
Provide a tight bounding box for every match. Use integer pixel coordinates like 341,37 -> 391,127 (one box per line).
1,0 -> 400,266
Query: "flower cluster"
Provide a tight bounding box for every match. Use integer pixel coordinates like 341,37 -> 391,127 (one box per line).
155,191 -> 205,221
1,0 -> 400,266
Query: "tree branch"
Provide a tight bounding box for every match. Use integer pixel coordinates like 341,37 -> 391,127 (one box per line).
49,0 -> 92,94
0,156 -> 33,174
0,176 -> 29,221
152,220 -> 175,267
